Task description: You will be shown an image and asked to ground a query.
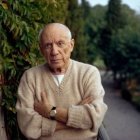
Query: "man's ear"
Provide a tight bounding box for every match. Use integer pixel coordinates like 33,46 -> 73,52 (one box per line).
70,39 -> 75,52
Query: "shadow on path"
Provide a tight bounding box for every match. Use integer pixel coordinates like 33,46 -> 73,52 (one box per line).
101,71 -> 140,140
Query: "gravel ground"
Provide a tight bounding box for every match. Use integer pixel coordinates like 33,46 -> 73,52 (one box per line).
101,71 -> 140,140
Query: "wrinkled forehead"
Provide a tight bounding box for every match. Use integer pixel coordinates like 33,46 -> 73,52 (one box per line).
40,24 -> 71,42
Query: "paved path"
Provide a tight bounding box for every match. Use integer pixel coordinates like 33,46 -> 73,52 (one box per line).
101,71 -> 140,140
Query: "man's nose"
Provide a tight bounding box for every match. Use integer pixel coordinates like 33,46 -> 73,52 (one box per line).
50,43 -> 59,55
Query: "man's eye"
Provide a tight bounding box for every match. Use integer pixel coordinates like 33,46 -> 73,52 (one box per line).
57,41 -> 65,47
45,43 -> 52,49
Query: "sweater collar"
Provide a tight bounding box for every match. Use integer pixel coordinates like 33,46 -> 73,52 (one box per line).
44,59 -> 73,89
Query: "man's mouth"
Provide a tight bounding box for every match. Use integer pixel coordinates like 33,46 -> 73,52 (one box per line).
51,59 -> 61,63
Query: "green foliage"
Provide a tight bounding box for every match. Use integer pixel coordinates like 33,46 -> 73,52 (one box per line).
86,5 -> 107,64
65,1 -> 108,65
65,0 -> 89,63
93,0 -> 140,108
98,0 -> 140,84
106,0 -> 126,30
99,0 -> 127,71
0,0 -> 68,139
111,25 -> 140,80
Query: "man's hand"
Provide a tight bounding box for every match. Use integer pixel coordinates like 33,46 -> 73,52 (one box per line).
56,122 -> 69,130
34,92 -> 52,118
34,92 -> 94,120
79,96 -> 94,105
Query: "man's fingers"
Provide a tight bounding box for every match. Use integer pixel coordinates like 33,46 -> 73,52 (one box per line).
79,96 -> 94,105
86,96 -> 94,103
34,100 -> 39,111
41,92 -> 47,102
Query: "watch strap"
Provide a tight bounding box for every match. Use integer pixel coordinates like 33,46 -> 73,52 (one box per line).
51,106 -> 56,110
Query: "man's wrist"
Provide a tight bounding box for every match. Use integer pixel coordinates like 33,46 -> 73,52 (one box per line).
49,106 -> 57,120
45,104 -> 53,118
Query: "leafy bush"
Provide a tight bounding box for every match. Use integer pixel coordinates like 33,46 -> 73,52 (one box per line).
0,0 -> 67,139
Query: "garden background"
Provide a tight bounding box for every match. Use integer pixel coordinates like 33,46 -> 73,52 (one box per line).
0,0 -> 140,139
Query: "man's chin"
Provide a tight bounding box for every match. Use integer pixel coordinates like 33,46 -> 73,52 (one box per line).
50,63 -> 63,69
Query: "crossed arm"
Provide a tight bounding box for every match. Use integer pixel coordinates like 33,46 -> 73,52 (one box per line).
34,92 -> 94,131
16,69 -> 107,139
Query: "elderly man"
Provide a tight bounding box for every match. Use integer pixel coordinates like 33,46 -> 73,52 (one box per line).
16,23 -> 107,140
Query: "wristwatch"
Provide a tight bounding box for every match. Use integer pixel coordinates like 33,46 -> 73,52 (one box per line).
49,106 -> 57,120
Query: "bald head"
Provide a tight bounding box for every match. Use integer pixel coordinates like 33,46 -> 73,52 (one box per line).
39,23 -> 72,44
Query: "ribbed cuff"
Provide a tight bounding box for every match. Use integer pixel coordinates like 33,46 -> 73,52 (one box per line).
41,118 -> 56,136
66,105 -> 83,128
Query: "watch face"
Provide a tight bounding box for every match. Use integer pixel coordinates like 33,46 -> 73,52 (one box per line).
50,109 -> 57,117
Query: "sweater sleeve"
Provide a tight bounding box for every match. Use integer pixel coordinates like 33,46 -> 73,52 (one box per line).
66,67 -> 108,132
16,71 -> 56,139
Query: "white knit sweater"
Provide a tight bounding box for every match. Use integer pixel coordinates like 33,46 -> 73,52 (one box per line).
16,60 -> 107,140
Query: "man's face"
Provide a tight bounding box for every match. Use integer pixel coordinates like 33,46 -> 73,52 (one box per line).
40,25 -> 74,72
